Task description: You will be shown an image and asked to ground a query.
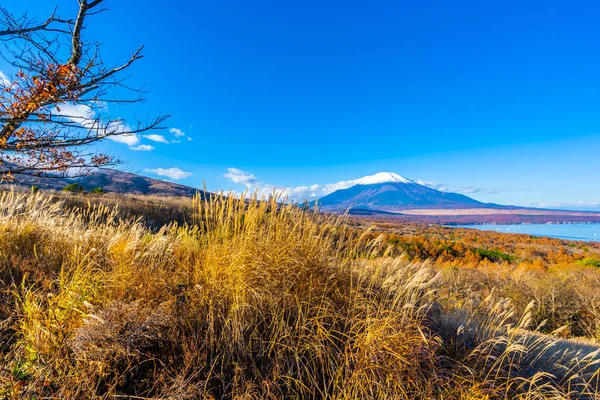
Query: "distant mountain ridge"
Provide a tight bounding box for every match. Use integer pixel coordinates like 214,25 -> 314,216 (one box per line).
12,169 -> 202,197
9,169 -> 600,225
318,172 -> 502,212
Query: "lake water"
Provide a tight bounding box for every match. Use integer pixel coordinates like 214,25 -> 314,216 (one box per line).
453,223 -> 600,242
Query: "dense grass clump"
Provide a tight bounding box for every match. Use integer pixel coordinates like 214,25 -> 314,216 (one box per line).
579,257 -> 600,268
474,247 -> 516,263
1,191 -> 600,398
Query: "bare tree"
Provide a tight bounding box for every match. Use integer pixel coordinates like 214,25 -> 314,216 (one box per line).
0,0 -> 169,180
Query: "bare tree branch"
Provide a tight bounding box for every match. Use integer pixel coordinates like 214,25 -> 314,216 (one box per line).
0,1 -> 169,180
0,6 -> 72,37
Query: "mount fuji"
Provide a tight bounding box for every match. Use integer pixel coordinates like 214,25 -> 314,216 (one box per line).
318,172 -> 494,212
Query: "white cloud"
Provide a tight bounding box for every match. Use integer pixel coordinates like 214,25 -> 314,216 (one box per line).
143,134 -> 169,144
187,137 -> 192,141
100,118 -> 138,146
108,134 -> 139,146
223,168 -> 344,201
131,144 -> 155,151
525,201 -> 600,211
55,103 -> 94,119
224,168 -> 259,187
53,102 -> 143,148
415,179 -> 489,195
281,184 -> 322,201
145,167 -> 193,180
169,127 -> 185,137
0,71 -> 11,87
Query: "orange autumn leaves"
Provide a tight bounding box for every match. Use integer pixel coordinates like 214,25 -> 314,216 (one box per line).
0,64 -> 113,180
353,221 -> 600,269
1,64 -> 80,124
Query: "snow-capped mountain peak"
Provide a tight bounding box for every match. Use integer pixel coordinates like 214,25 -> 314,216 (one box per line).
318,171 -> 485,211
354,172 -> 413,185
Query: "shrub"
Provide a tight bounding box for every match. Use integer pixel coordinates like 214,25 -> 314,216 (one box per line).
474,247 -> 516,262
579,257 -> 600,268
89,187 -> 105,195
62,183 -> 86,194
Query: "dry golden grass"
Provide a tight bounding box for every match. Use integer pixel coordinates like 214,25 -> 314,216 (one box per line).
0,190 -> 600,398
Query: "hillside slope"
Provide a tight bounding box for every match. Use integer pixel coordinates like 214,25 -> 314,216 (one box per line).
12,169 -> 202,197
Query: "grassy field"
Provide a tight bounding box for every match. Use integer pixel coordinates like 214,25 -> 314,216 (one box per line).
2,190 -> 600,398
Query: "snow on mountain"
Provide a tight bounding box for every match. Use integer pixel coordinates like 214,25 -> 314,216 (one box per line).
318,172 -> 488,211
353,172 -> 413,185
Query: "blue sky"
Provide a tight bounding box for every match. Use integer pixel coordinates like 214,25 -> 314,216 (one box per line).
2,0 -> 600,209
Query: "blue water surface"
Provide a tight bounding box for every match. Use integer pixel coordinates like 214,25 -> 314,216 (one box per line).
452,223 -> 600,242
